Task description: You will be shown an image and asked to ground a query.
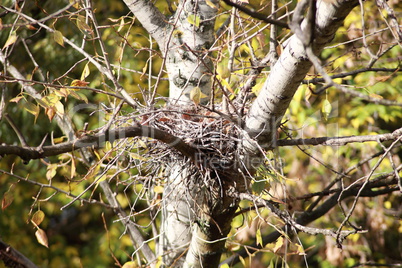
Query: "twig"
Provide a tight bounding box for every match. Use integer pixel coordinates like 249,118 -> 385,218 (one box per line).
0,169 -> 111,208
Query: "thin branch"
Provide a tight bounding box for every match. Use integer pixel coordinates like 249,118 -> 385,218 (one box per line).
221,0 -> 289,29
0,169 -> 111,208
302,67 -> 402,85
276,127 -> 402,147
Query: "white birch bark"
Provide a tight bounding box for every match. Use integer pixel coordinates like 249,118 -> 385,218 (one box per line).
244,0 -> 359,152
122,0 -> 359,267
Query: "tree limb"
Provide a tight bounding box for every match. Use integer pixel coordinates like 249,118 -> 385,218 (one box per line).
244,0 -> 359,152
276,127 -> 402,147
0,125 -> 199,163
0,239 -> 38,268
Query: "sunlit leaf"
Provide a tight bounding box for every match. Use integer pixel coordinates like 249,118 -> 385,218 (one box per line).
31,210 -> 45,226
69,0 -> 81,9
71,158 -> 76,179
10,96 -> 23,103
256,228 -> 263,246
45,107 -> 56,121
35,228 -> 49,248
273,236 -> 284,253
187,14 -> 200,27
322,99 -> 332,122
53,30 -> 65,47
46,164 -> 57,180
24,102 -> 40,120
54,101 -> 64,115
369,93 -> 383,99
1,192 -> 14,210
81,63 -> 90,80
122,261 -> 136,268
3,34 -> 18,49
295,243 -> 306,255
117,18 -> 125,32
153,185 -> 164,194
189,87 -> 208,105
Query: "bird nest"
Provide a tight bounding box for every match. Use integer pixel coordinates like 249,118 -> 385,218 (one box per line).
119,105 -> 244,173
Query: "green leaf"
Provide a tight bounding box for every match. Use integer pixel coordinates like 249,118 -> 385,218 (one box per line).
31,210 -> 45,226
54,30 -> 65,47
322,99 -> 332,122
256,228 -> 263,246
187,14 -> 200,27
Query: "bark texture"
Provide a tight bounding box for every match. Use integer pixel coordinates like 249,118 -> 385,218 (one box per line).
244,0 -> 359,152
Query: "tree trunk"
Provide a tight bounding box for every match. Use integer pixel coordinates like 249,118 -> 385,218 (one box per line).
123,0 -> 359,267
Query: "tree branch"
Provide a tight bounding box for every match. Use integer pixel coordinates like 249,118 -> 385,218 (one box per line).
0,239 -> 38,268
221,0 -> 289,28
276,127 -> 402,147
221,173 -> 399,266
244,0 -> 359,152
0,125 -> 199,163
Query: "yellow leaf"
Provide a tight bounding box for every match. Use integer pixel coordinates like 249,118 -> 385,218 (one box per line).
256,228 -> 263,247
189,87 -> 207,105
3,34 -> 18,49
24,102 -> 40,118
153,185 -> 164,194
71,158 -> 76,179
46,164 -> 57,180
35,228 -> 49,248
118,18 -> 125,32
321,99 -> 332,122
273,236 -> 284,253
10,96 -> 23,103
53,30 -> 64,47
69,0 -> 81,9
81,63 -> 90,80
295,243 -> 306,255
53,136 -> 66,144
54,101 -> 64,115
187,14 -> 200,27
122,261 -> 136,268
369,93 -> 383,99
31,210 -> 45,226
